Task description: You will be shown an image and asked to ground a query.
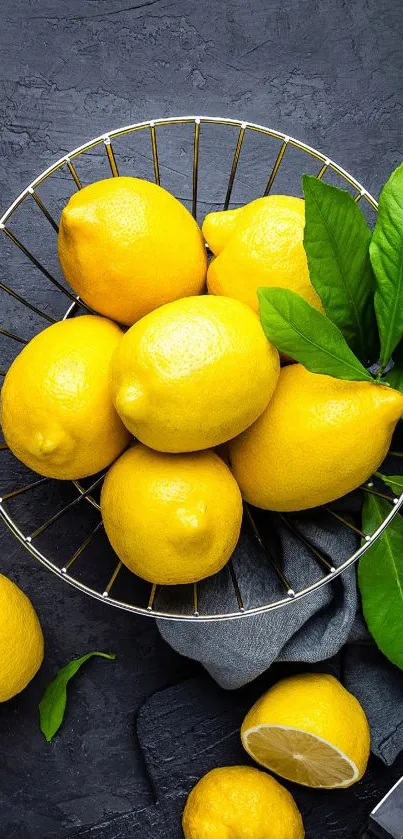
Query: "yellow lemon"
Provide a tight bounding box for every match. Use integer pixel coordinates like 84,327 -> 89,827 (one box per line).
182,766 -> 304,839
228,363 -> 403,511
1,316 -> 131,480
203,195 -> 323,314
101,444 -> 242,584
241,673 -> 370,788
111,295 -> 279,453
0,575 -> 44,702
58,176 -> 207,325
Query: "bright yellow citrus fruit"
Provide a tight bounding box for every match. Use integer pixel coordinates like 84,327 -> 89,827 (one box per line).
228,363 -> 403,511
111,295 -> 280,453
100,444 -> 243,584
203,195 -> 323,314
1,316 -> 131,480
182,765 -> 304,839
241,673 -> 370,789
0,575 -> 44,702
58,176 -> 207,325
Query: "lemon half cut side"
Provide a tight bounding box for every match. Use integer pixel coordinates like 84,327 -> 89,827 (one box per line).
242,723 -> 360,788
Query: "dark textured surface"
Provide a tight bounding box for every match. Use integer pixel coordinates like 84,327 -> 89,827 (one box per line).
1,0 -> 403,837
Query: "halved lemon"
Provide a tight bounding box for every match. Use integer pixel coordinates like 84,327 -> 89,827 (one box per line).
241,673 -> 370,789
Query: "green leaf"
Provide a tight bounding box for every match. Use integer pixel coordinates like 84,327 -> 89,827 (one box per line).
370,162 -> 403,368
376,473 -> 403,496
302,175 -> 377,363
358,494 -> 403,669
258,287 -> 373,382
39,651 -> 116,742
385,365 -> 403,395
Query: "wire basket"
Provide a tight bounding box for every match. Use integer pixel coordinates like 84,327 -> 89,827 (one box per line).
1,115 -> 401,622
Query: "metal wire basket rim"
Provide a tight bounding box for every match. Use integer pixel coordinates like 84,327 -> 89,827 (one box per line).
1,493 -> 401,622
1,113 -> 396,622
0,114 -> 377,226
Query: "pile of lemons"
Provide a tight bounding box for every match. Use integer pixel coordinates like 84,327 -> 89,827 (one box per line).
2,175 -> 402,588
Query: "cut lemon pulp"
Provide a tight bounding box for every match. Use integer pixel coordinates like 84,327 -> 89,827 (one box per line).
242,724 -> 358,788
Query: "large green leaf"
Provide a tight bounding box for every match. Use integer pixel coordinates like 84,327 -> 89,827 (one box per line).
370,162 -> 403,368
39,651 -> 116,742
303,175 -> 377,363
358,494 -> 403,670
258,287 -> 373,382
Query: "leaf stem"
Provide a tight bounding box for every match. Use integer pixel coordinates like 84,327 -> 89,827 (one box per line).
361,485 -> 395,502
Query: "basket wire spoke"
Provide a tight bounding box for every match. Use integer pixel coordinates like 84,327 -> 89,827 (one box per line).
278,514 -> 336,575
61,521 -> 104,574
104,137 -> 119,178
0,278 -> 56,324
29,188 -> 59,233
0,224 -> 93,313
0,115 -> 401,621
65,157 -> 83,190
149,122 -> 160,185
224,121 -> 246,210
192,118 -> 200,219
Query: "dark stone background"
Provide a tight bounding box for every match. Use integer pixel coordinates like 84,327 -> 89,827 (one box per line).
1,0 -> 403,837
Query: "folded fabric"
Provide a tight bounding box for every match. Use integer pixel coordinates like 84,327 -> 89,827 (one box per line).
158,491 -> 403,766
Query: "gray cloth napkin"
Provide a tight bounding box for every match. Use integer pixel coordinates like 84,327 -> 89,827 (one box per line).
158,491 -> 403,766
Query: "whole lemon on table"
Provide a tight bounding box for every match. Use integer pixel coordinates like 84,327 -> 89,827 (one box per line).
241,673 -> 370,788
1,316 -> 131,480
228,363 -> 403,511
100,444 -> 243,584
182,766 -> 304,839
203,195 -> 323,313
58,176 -> 207,325
0,575 -> 44,702
111,295 -> 280,452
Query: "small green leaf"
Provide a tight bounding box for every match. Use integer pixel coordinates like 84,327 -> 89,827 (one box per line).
39,651 -> 116,742
258,287 -> 373,382
370,162 -> 403,368
376,473 -> 403,496
303,175 -> 377,363
358,494 -> 403,669
385,365 -> 403,395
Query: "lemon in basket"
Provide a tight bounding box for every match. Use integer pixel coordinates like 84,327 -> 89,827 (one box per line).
182,766 -> 304,839
241,673 -> 370,789
100,444 -> 243,584
1,316 -> 131,480
58,176 -> 207,325
227,363 -> 403,511
0,574 -> 44,702
111,295 -> 280,453
203,195 -> 323,314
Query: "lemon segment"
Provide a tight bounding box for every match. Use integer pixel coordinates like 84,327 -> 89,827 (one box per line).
242,725 -> 359,788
